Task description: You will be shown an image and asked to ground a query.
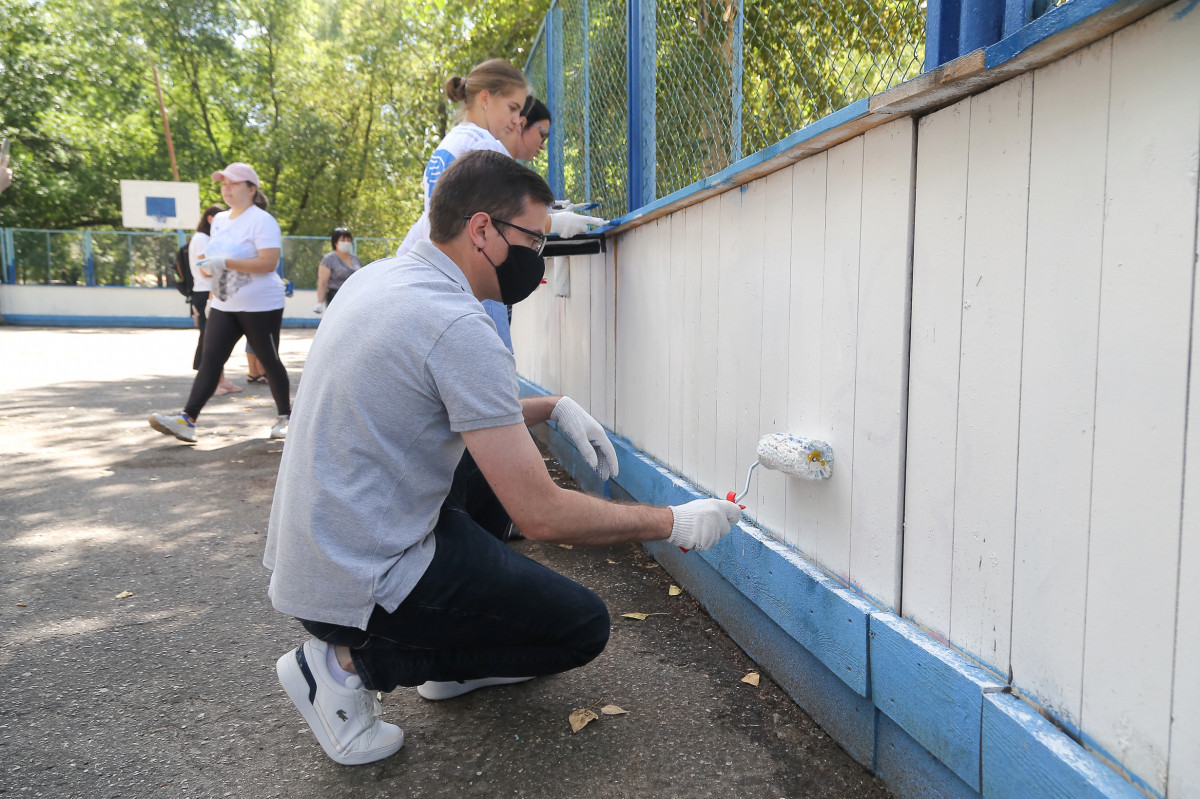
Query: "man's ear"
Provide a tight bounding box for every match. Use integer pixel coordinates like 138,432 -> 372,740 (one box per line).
466,212 -> 491,250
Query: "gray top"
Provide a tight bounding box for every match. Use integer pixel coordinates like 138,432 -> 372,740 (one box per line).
320,250 -> 363,292
263,240 -> 525,629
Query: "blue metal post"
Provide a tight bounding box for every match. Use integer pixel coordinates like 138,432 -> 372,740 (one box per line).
1002,0 -> 1033,36
582,0 -> 592,203
547,3 -> 566,200
5,228 -> 15,283
625,0 -> 656,211
731,0 -> 744,162
959,0 -> 1006,54
83,231 -> 95,286
925,0 -> 963,68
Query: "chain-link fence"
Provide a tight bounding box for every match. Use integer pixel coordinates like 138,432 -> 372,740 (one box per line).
0,228 -> 404,290
526,0 -> 926,217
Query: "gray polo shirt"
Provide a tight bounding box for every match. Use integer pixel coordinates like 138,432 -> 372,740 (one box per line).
263,240 -> 525,629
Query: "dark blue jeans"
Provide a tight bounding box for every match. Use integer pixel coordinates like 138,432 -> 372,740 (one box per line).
299,453 -> 611,693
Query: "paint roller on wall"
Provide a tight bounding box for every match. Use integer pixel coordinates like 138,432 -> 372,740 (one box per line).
727,433 -> 834,504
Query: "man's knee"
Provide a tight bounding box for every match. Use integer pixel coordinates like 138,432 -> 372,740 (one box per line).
567,591 -> 611,668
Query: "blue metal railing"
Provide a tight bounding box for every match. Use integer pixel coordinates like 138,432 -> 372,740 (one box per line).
0,228 -> 404,289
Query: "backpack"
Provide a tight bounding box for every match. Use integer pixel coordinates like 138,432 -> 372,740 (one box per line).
174,243 -> 193,297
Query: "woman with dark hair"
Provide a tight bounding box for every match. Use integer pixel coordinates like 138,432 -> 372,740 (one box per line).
149,162 -> 291,443
501,96 -> 551,163
314,227 -> 362,314
189,203 -> 241,396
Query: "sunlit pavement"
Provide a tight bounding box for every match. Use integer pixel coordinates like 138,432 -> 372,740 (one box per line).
0,326 -> 889,799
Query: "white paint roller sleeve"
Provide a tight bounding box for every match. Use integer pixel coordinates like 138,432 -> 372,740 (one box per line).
756,433 -> 834,480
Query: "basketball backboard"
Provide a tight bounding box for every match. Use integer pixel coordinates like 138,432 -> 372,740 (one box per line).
120,180 -> 201,230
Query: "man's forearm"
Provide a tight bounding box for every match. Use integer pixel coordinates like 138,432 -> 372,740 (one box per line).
520,394 -> 560,427
521,487 -> 673,546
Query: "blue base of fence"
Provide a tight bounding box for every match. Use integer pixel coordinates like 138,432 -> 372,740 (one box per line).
517,376 -> 1149,799
1,314 -> 321,329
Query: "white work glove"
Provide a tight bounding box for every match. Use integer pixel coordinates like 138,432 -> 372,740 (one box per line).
668,498 -> 742,552
196,256 -> 226,279
550,396 -> 619,480
313,302 -> 326,314
548,211 -> 607,238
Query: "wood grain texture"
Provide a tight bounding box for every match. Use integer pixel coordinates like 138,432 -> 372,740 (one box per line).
948,73 -> 1032,673
1082,4 -> 1199,790
732,181 -> 767,514
848,117 -> 916,611
816,137 -> 865,580
902,98 -> 970,638
784,153 -> 829,556
694,195 -> 723,493
713,190 -> 743,496
1009,38 -> 1111,731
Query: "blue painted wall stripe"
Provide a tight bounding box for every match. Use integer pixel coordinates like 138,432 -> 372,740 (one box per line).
982,694 -> 1151,799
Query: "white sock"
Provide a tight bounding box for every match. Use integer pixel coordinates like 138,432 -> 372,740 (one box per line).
326,645 -> 355,686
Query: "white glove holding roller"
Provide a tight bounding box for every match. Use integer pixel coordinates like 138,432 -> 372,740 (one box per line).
550,396 -> 619,480
668,498 -> 742,552
548,211 -> 607,238
195,256 -> 226,279
313,302 -> 326,315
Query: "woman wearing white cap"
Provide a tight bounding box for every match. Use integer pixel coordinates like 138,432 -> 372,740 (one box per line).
149,162 -> 291,443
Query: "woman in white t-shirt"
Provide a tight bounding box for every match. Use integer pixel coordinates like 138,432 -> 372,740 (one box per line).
188,203 -> 241,396
150,162 -> 292,443
395,60 -> 601,351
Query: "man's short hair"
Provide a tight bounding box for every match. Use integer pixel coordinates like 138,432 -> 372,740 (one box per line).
428,150 -> 554,243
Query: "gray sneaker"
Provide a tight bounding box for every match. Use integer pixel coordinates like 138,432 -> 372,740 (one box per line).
269,415 -> 289,439
149,411 -> 196,443
276,638 -> 404,765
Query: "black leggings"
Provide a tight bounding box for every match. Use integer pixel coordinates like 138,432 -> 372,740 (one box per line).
190,291 -> 210,370
185,307 -> 290,420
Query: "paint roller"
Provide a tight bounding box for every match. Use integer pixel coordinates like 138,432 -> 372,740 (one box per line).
726,433 -> 834,504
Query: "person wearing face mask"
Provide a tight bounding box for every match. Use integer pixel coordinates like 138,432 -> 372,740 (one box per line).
148,162 -> 291,443
500,96 -> 551,163
396,59 -> 602,352
265,150 -> 741,766
313,227 -> 362,314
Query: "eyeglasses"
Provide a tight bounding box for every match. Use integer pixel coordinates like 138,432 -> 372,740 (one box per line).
531,122 -> 549,143
465,215 -> 547,255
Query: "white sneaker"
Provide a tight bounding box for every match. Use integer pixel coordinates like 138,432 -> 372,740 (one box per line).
269,415 -> 289,439
276,638 -> 404,766
416,676 -> 534,701
149,411 -> 197,443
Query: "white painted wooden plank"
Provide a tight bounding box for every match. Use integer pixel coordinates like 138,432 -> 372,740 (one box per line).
666,211 -> 688,473
713,189 -> 743,497
694,196 -> 724,494
602,245 -> 617,431
733,180 -> 767,516
1008,38 -> 1111,731
949,73 -> 1032,672
614,225 -> 654,449
1084,5 -> 1200,791
564,254 -> 592,411
588,251 -> 610,426
755,167 -> 795,536
849,117 -> 915,612
784,152 -> 828,556
646,219 -> 671,460
1172,184 -> 1200,797
676,204 -> 703,482
816,136 -> 864,579
902,97 -> 970,639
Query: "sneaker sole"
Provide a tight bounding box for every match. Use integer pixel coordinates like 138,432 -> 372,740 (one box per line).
149,416 -> 196,443
416,676 -> 534,701
276,648 -> 403,766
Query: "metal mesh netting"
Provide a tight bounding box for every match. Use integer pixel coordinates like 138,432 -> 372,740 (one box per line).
1,229 -> 403,289
525,0 -> 925,212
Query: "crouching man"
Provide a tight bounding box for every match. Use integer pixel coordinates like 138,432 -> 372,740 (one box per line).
263,150 -> 741,765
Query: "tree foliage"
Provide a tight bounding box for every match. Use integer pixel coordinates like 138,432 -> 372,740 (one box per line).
0,0 -> 549,234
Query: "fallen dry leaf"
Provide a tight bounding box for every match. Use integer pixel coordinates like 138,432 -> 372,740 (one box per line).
669,585 -> 682,596
558,544 -> 574,550
600,705 -> 628,716
741,672 -> 761,687
569,708 -> 598,733
606,559 -> 618,564
621,612 -> 649,621
115,591 -> 134,599
16,603 -> 27,607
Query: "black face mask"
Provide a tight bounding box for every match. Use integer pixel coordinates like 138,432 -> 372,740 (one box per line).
480,231 -> 545,305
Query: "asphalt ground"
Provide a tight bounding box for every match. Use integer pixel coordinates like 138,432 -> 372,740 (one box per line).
0,326 -> 890,799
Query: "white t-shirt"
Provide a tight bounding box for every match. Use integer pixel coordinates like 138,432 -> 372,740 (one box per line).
396,123 -> 516,350
206,205 -> 285,313
188,231 -> 211,293
395,123 -> 512,258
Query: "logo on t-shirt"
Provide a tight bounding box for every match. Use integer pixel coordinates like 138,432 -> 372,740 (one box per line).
425,149 -> 456,198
